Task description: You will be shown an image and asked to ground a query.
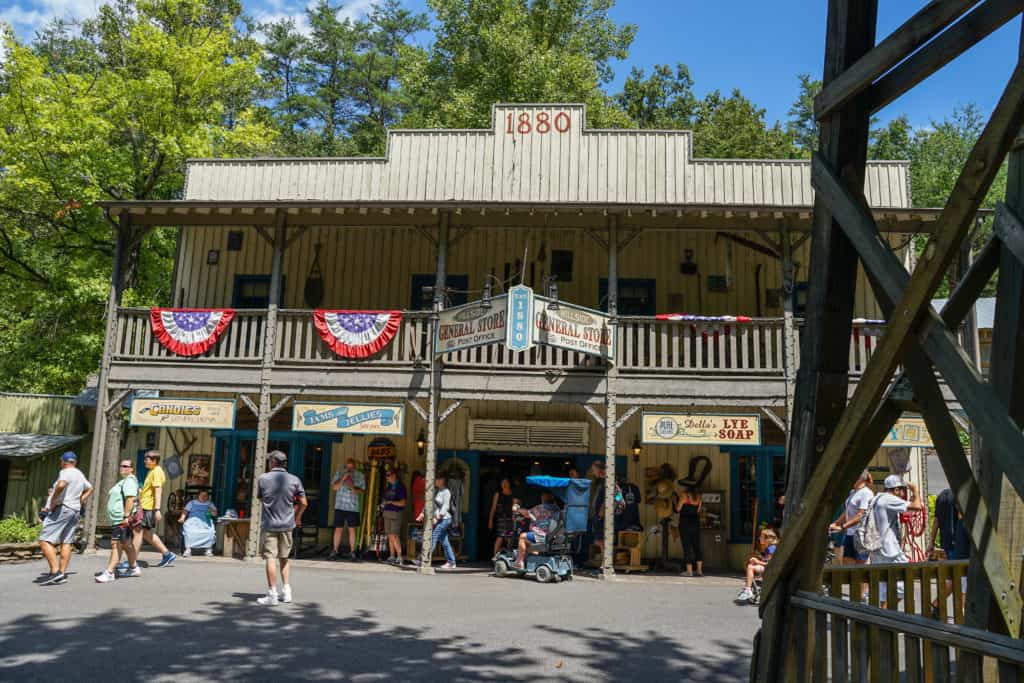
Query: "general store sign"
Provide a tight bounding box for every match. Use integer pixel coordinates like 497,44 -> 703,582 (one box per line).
129,397 -> 236,429
641,412 -> 761,446
292,402 -> 404,435
435,296 -> 508,354
534,297 -> 614,359
882,418 -> 932,448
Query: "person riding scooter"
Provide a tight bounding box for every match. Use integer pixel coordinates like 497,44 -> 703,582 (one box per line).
511,492 -> 561,569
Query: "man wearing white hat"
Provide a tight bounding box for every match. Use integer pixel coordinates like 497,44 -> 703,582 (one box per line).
869,474 -> 923,605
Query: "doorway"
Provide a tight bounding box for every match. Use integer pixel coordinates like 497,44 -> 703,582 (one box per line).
475,453 -> 577,559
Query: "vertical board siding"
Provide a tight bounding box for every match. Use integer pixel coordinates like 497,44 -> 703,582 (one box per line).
176,224 -> 891,319
184,105 -> 908,208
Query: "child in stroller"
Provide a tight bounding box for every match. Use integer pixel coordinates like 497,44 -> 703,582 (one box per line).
493,476 -> 590,583
736,528 -> 778,604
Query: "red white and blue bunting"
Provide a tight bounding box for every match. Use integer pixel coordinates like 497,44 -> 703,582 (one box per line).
313,310 -> 402,359
150,308 -> 235,356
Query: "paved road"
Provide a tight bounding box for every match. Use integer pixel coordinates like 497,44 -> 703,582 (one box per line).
0,552 -> 760,681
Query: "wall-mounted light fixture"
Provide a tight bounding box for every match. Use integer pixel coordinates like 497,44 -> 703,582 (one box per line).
416,429 -> 426,458
631,435 -> 643,463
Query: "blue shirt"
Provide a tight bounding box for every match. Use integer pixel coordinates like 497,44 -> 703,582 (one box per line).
383,481 -> 407,512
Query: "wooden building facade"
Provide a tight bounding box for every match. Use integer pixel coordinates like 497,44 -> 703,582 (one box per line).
88,104 -> 943,571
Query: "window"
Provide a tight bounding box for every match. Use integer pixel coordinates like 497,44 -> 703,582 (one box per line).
550,250 -> 574,283
728,447 -> 786,543
793,282 -> 809,317
409,274 -> 469,310
599,278 -> 656,315
227,231 -> 244,251
232,275 -> 285,308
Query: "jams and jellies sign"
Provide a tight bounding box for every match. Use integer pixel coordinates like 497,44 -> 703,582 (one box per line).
435,296 -> 508,354
292,402 -> 404,435
129,397 -> 237,429
642,412 -> 761,446
882,418 -> 933,448
534,298 -> 614,360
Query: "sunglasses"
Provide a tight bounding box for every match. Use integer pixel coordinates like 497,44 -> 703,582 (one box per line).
120,464 -> 133,468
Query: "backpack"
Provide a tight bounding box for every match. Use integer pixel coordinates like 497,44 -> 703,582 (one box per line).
854,495 -> 884,555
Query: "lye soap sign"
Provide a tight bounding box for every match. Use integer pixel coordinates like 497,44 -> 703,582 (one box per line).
435,297 -> 508,354
642,412 -> 761,446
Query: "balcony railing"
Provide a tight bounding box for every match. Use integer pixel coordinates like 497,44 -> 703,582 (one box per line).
111,307 -> 882,375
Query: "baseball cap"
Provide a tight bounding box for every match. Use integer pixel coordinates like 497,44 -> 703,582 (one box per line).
61,451 -> 77,463
883,474 -> 904,490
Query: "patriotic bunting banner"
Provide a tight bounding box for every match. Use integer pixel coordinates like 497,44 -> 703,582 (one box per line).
150,308 -> 235,356
655,314 -> 754,323
314,310 -> 402,359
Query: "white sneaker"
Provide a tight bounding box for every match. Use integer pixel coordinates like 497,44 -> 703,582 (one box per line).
204,549 -> 213,557
735,588 -> 755,603
182,549 -> 192,558
281,585 -> 292,603
441,562 -> 456,570
95,570 -> 116,583
257,590 -> 279,606
117,565 -> 141,578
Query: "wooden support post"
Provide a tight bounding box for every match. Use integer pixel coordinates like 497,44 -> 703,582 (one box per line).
967,130 -> 1024,636
420,214 -> 449,574
84,216 -> 130,553
245,212 -> 285,559
602,215 -> 619,579
779,222 -> 799,437
755,2 -> 877,679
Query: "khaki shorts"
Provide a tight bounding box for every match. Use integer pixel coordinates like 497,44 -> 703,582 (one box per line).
260,531 -> 293,559
383,510 -> 402,536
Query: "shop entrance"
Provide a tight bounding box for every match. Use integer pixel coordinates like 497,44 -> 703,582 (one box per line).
475,452 -> 579,559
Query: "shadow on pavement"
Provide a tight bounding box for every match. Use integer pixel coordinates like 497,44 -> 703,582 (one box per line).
0,594 -> 752,681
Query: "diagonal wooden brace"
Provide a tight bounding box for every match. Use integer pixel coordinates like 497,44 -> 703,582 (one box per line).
582,404 -> 605,430
993,201 -> 1024,265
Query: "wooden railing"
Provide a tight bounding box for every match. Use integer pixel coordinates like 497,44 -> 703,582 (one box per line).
113,307 -> 267,362
111,308 -> 883,376
791,589 -> 1024,682
274,310 -> 429,365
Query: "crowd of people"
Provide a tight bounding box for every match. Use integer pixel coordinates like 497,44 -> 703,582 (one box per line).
34,447 -> 961,610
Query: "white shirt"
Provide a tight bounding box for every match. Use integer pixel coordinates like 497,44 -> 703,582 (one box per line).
869,492 -> 909,564
843,487 -> 874,536
51,467 -> 92,512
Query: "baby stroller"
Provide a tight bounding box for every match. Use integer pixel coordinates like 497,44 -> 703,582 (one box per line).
493,476 -> 590,583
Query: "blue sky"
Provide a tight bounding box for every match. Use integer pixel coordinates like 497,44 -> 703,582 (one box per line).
2,0 -> 1019,128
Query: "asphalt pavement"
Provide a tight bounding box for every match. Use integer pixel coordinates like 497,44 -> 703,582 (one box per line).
0,552 -> 760,681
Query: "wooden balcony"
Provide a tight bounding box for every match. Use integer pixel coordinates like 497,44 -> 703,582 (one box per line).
107,307 -> 887,406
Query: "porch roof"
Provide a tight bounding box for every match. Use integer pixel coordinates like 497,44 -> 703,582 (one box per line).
100,199 -> 951,233
0,433 -> 86,459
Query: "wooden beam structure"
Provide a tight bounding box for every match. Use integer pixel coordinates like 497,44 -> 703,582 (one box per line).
754,1 -> 1024,678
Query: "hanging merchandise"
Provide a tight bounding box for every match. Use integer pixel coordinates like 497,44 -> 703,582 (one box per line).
150,308 -> 235,356
304,243 -> 325,308
313,310 -> 402,358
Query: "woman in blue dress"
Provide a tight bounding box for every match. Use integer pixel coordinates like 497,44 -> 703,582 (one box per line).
178,489 -> 218,557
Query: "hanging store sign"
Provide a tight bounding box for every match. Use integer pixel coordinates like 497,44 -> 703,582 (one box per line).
129,397 -> 237,429
292,402 -> 404,435
882,418 -> 932,448
641,412 -> 761,446
506,285 -> 536,352
435,296 -> 508,354
534,298 -> 614,359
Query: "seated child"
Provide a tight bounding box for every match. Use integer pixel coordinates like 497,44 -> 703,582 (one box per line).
512,492 -> 561,569
736,528 -> 778,603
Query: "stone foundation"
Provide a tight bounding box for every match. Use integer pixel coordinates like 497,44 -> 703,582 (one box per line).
0,542 -> 42,563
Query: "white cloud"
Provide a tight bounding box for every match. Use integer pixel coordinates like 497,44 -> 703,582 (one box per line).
251,0 -> 378,39
2,0 -> 101,37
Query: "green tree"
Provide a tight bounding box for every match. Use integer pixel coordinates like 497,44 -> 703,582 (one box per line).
401,0 -> 636,129
0,0 -> 275,393
616,63 -> 696,129
869,114 -> 913,161
786,73 -> 821,157
693,89 -> 796,159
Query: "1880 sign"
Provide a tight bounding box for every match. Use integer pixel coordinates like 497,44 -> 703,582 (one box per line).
504,110 -> 572,135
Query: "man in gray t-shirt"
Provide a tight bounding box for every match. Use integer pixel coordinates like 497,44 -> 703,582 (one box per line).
37,452 -> 93,586
869,475 -> 922,605
255,451 -> 307,606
